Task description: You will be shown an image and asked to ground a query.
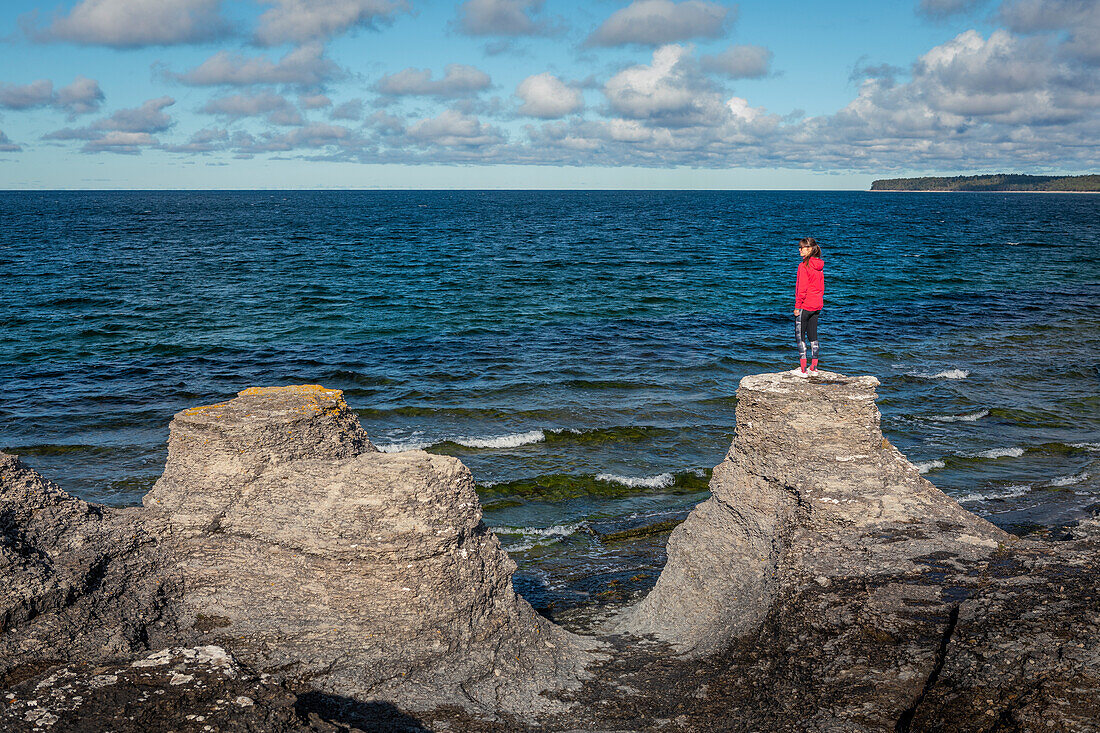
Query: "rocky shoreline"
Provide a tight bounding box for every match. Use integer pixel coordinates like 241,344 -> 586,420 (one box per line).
2,374 -> 1097,731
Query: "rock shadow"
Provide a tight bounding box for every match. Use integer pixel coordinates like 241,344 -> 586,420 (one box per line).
295,691 -> 431,732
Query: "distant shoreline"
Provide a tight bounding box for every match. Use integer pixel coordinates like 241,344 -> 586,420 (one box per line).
870,173 -> 1100,192
871,189 -> 1100,194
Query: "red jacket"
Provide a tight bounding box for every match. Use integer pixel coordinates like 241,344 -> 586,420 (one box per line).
795,257 -> 824,311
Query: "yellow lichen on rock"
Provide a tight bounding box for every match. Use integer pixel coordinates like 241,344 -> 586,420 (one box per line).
181,401 -> 231,416
178,386 -> 347,421
238,385 -> 341,399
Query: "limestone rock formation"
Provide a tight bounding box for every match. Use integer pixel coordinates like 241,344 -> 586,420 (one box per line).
0,452 -> 176,686
615,370 -> 1010,655
144,385 -> 376,535
4,375 -> 1098,732
145,385 -> 598,717
596,370 -> 1099,732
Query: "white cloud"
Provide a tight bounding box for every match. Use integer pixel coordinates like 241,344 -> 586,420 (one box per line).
96,96 -> 175,132
606,118 -> 651,142
0,77 -> 104,118
910,29 -> 1093,123
83,131 -> 158,153
56,77 -> 106,117
701,45 -> 773,78
454,0 -> 555,37
408,109 -> 505,147
254,0 -> 407,46
375,64 -> 491,98
604,44 -> 726,125
999,0 -> 1100,63
587,0 -> 730,47
0,130 -> 21,152
170,44 -> 342,89
299,94 -> 332,110
43,96 -> 175,154
331,99 -> 364,120
66,6 -> 1091,173
0,80 -> 55,110
366,109 -> 404,133
33,0 -> 230,48
200,92 -> 304,126
516,73 -> 583,118
230,123 -> 364,156
162,127 -> 229,153
783,27 -> 1100,170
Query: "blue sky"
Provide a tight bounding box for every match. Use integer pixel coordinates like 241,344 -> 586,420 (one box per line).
0,0 -> 1096,189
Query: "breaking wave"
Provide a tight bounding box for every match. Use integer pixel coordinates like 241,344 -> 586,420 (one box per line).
476,469 -> 711,502
1049,471 -> 1090,487
451,430 -> 546,449
909,368 -> 970,380
957,484 -> 1031,503
377,424 -> 686,453
491,522 -> 586,553
968,447 -> 1025,460
595,472 -> 675,489
929,409 -> 989,423
915,459 -> 945,474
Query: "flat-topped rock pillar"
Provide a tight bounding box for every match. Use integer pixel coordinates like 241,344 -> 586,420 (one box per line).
146,385 -> 598,717
614,370 -> 1010,656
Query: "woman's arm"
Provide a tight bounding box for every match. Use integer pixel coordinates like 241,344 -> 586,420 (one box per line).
795,264 -> 806,311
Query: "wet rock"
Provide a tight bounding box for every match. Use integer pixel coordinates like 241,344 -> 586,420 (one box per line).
0,645 -> 431,733
146,385 -> 599,718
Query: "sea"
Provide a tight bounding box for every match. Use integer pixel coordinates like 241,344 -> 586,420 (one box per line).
2,190 -> 1098,622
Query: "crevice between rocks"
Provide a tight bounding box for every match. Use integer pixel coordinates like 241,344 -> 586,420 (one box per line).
894,603 -> 960,733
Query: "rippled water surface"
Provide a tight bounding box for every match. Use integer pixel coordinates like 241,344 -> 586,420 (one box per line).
2,190 -> 1098,617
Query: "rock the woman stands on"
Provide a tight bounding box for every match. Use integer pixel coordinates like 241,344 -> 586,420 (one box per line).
794,237 -> 824,376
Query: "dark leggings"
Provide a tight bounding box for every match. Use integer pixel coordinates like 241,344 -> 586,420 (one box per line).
796,310 -> 820,361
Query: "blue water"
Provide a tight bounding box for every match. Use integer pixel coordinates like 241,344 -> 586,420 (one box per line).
2,190 -> 1098,617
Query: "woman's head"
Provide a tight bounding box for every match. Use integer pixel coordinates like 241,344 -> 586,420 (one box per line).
798,237 -> 821,262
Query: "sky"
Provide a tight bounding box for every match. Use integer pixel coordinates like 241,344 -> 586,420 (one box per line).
0,0 -> 1097,189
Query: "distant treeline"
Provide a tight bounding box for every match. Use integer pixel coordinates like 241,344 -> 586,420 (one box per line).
871,174 -> 1100,192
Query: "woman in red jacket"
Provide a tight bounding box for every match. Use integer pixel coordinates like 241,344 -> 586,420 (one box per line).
794,237 -> 824,376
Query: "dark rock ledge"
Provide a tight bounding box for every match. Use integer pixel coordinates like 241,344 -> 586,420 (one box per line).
2,376 -> 1098,732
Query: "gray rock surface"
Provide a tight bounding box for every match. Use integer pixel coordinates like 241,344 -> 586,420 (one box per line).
614,370 -> 1010,655
0,644 -> 436,732
0,452 -> 177,687
145,385 -> 599,717
4,375 -> 1098,732
144,384 -> 376,535
2,646 -> 295,733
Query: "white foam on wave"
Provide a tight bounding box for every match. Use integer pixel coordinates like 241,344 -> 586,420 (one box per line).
491,523 -> 585,553
1069,442 -> 1100,452
375,431 -> 433,453
452,430 -> 545,449
970,447 -> 1025,460
957,484 -> 1031,503
910,368 -> 969,380
915,459 -> 945,474
595,472 -> 675,489
1050,471 -> 1090,487
491,523 -> 583,538
376,429 -> 546,452
929,409 -> 989,423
